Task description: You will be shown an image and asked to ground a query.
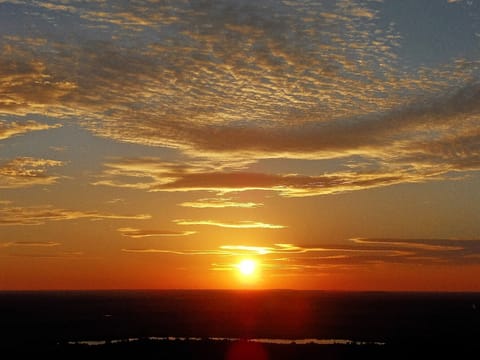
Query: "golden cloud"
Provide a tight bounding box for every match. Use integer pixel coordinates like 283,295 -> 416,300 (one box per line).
174,219 -> 286,229
0,157 -> 64,189
0,120 -> 61,140
179,198 -> 263,209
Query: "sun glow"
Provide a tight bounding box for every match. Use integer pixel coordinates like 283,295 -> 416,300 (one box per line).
238,259 -> 257,276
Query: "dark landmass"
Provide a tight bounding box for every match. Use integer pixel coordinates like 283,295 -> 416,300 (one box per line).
3,338 -> 480,359
1,290 -> 479,358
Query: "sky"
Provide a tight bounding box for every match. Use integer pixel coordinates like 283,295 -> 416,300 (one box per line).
1,0 -> 480,291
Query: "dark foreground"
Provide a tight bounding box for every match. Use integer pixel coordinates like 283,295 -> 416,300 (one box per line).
1,290 -> 479,358
6,338 -> 480,359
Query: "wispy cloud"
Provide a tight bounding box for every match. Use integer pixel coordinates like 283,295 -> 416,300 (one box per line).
0,241 -> 61,248
179,198 -> 263,209
92,157 -> 423,197
121,248 -> 228,255
118,227 -> 195,238
351,238 -> 465,252
0,157 -> 64,189
7,251 -> 85,259
0,203 -> 150,226
121,239 -> 480,272
174,219 -> 286,229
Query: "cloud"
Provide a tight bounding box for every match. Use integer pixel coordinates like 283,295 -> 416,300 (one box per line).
0,120 -> 61,140
0,52 -> 77,116
1,0 -> 479,197
106,198 -> 125,204
0,241 -> 60,248
121,242 -> 403,258
0,203 -> 150,226
49,146 -> 67,152
121,239 -> 480,273
347,238 -> 480,265
121,248 -> 229,255
7,251 -> 85,259
174,219 -> 286,229
118,227 -> 196,238
92,157 -> 420,197
0,240 -> 85,259
351,238 -> 465,251
0,157 -> 64,189
179,198 -> 263,209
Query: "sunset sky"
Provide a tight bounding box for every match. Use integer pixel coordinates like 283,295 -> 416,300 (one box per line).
1,0 -> 480,291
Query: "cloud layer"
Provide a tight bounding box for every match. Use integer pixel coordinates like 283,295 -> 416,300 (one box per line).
0,1 -> 478,200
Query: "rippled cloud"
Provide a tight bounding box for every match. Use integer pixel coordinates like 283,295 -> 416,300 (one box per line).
1,0 -> 479,196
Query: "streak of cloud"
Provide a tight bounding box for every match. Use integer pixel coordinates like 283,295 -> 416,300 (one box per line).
179,198 -> 263,209
0,241 -> 60,248
0,203 -> 150,226
174,219 -> 286,229
121,248 -> 229,255
118,227 -> 196,238
7,251 -> 85,259
121,239 -> 480,272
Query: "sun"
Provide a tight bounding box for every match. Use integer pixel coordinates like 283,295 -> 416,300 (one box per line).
238,259 -> 257,276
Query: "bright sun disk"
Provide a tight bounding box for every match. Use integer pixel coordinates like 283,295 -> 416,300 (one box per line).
238,259 -> 256,276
